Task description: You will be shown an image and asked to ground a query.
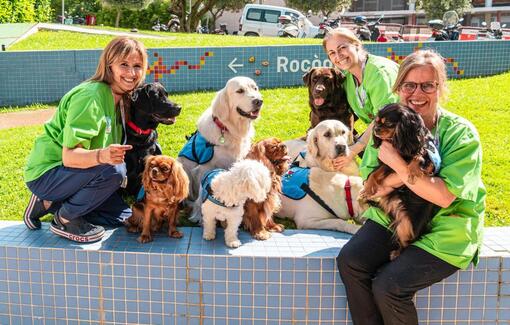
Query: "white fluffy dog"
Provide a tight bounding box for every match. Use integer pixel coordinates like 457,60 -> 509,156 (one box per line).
200,159 -> 272,248
285,120 -> 359,176
278,169 -> 367,234
178,76 -> 263,202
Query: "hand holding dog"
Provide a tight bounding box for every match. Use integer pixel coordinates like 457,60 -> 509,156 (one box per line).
377,141 -> 407,175
99,144 -> 132,165
332,152 -> 356,171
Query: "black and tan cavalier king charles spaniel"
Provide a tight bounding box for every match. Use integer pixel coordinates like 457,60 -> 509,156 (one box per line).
362,103 -> 441,260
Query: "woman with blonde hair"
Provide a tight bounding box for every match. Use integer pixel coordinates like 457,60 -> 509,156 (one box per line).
23,36 -> 148,243
337,49 -> 485,324
322,27 -> 399,169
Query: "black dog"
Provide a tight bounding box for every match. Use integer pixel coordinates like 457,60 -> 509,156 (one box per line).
302,67 -> 357,134
362,103 -> 441,260
124,82 -> 181,196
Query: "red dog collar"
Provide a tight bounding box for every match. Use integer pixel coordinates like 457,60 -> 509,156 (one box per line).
127,120 -> 153,135
212,116 -> 229,133
344,178 -> 355,218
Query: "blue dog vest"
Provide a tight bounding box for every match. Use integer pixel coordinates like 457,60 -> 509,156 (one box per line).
282,166 -> 311,200
178,131 -> 215,164
201,169 -> 228,207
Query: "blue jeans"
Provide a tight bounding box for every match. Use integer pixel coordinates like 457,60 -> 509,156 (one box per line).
26,164 -> 131,227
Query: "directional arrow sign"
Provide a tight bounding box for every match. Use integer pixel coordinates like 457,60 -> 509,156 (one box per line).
228,57 -> 244,73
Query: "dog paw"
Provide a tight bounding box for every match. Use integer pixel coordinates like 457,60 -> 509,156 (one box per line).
390,250 -> 401,261
170,230 -> 183,238
226,239 -> 241,248
253,230 -> 271,241
138,234 -> 153,243
267,223 -> 284,233
126,225 -> 139,233
203,232 -> 216,241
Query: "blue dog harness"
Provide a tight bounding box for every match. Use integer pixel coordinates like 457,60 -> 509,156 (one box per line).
282,166 -> 311,200
178,131 -> 215,164
201,169 -> 229,207
282,166 -> 355,218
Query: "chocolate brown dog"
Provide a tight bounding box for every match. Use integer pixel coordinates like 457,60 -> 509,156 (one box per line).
303,67 -> 356,133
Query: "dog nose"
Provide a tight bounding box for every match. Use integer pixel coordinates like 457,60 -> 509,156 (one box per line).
336,144 -> 346,155
314,85 -> 325,95
173,104 -> 182,114
252,98 -> 263,108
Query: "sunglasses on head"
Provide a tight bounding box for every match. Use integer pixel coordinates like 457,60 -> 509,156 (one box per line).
399,81 -> 438,94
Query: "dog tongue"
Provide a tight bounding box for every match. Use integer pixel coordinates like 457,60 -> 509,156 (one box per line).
314,98 -> 325,106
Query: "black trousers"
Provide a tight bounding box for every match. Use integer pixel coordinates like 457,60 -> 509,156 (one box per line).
337,220 -> 459,325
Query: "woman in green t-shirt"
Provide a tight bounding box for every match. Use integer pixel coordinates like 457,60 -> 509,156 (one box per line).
322,27 -> 399,170
23,37 -> 148,243
337,50 -> 486,324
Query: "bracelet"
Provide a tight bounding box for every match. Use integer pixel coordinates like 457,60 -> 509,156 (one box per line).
96,149 -> 102,164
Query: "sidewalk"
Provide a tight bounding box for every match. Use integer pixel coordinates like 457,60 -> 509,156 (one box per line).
0,108 -> 55,130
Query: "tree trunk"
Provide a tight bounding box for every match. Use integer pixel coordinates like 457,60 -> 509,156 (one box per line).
115,8 -> 121,28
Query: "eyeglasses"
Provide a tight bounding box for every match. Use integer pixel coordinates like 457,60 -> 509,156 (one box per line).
399,81 -> 439,94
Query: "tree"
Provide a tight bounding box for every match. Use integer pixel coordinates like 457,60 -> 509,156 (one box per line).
207,0 -> 251,30
416,0 -> 472,20
102,0 -> 153,27
168,0 -> 222,32
285,0 -> 351,18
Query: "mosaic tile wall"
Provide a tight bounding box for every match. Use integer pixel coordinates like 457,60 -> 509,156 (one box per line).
0,221 -> 508,324
1,41 -> 509,106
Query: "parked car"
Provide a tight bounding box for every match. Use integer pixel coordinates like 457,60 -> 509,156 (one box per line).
239,4 -> 319,38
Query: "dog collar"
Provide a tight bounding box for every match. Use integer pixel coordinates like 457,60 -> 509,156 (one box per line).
212,116 -> 228,144
127,120 -> 153,135
344,179 -> 355,218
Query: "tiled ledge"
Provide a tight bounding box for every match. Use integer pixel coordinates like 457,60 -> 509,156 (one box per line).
0,221 -> 509,324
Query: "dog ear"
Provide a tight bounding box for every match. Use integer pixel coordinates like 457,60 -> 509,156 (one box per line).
331,68 -> 345,89
141,155 -> 155,189
211,87 -> 230,122
168,160 -> 190,202
306,129 -> 320,158
394,109 -> 424,156
245,141 -> 265,161
302,68 -> 315,86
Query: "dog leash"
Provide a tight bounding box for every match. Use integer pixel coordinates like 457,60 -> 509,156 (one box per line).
344,179 -> 355,218
300,179 -> 355,219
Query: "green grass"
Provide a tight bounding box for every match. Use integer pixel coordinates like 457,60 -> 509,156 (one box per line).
0,102 -> 58,113
8,29 -> 322,51
1,73 -> 509,227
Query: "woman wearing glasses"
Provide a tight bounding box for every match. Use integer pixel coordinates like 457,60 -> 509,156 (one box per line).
322,27 -> 399,170
337,49 -> 486,324
23,37 -> 148,243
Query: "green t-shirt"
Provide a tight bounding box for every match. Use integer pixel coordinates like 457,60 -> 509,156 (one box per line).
24,81 -> 123,182
360,109 -> 486,269
343,54 -> 400,124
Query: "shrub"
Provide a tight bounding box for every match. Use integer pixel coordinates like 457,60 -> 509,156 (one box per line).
0,0 -> 52,23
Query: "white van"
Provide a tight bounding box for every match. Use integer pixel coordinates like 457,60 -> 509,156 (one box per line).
239,4 -> 319,38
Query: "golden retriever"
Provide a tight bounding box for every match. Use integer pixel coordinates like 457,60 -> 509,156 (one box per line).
177,77 -> 262,222
286,120 -> 359,176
